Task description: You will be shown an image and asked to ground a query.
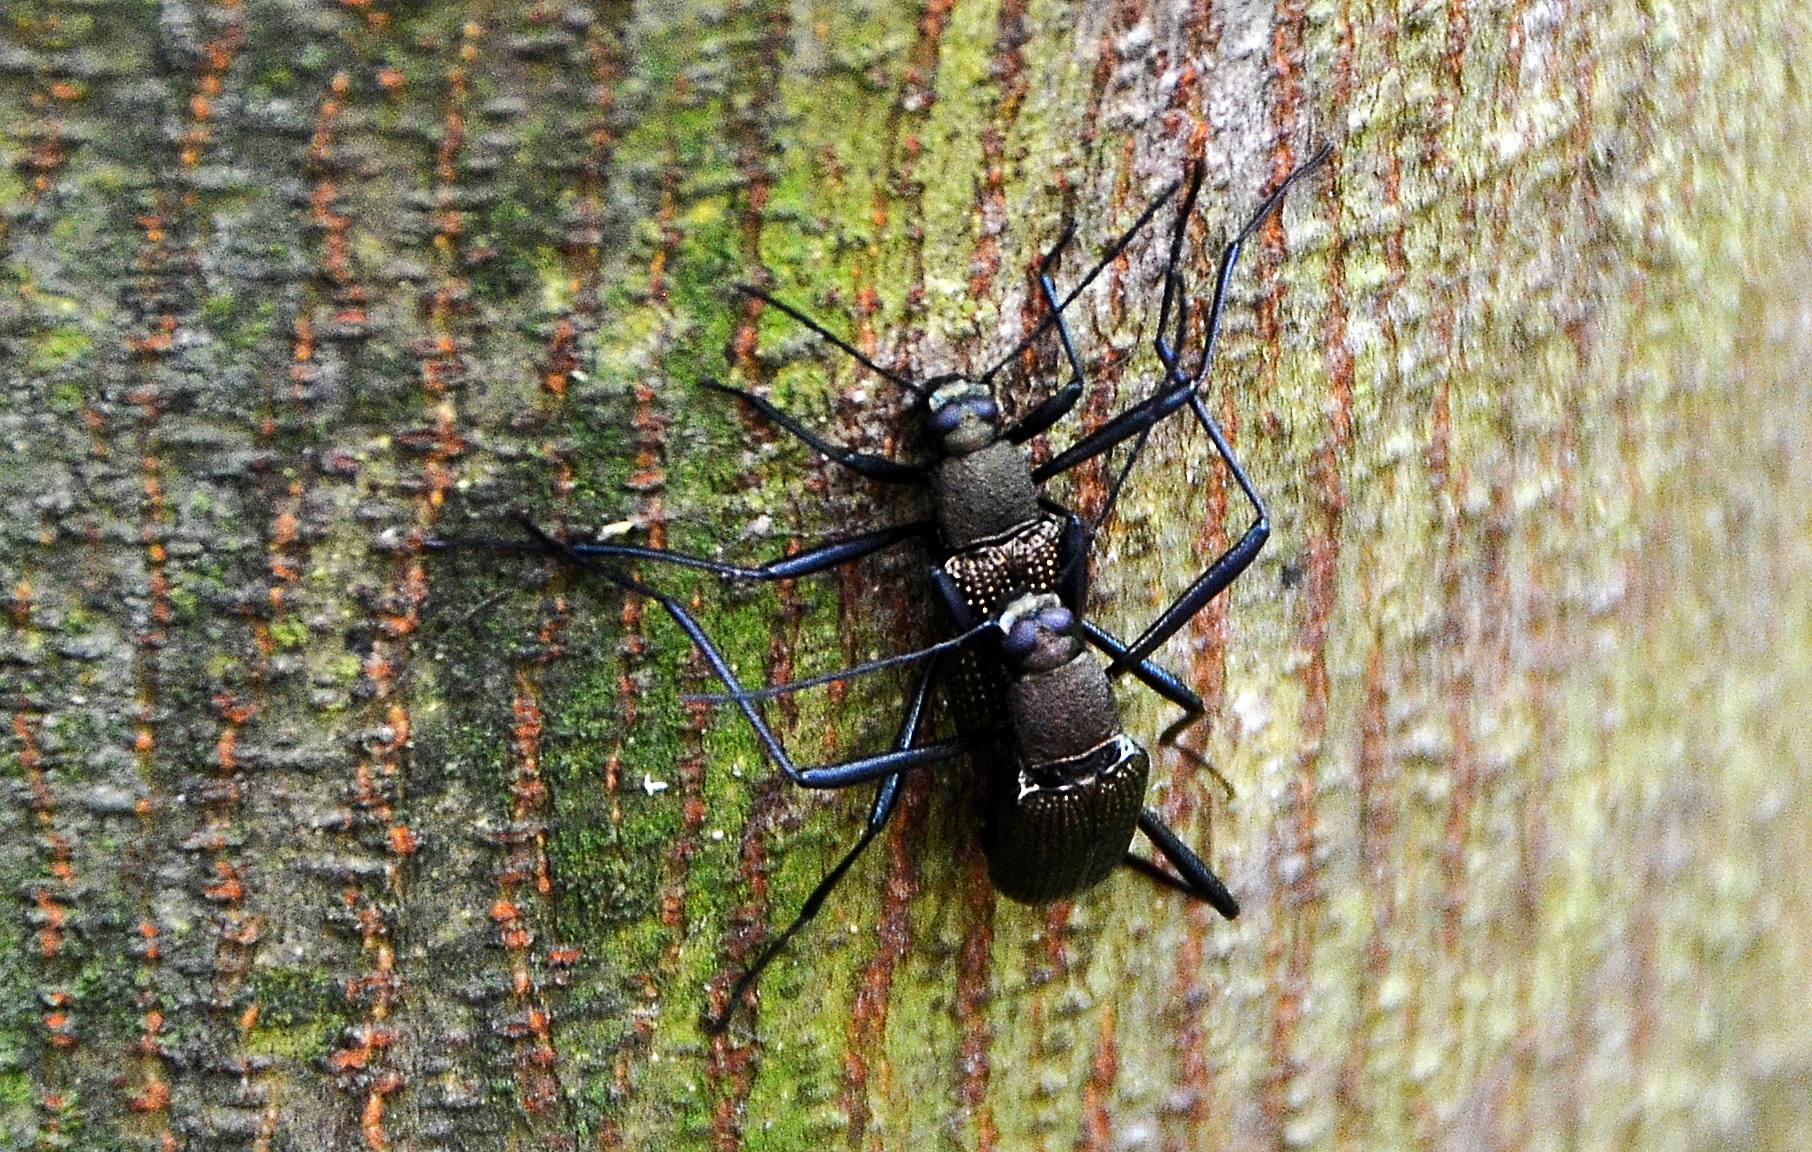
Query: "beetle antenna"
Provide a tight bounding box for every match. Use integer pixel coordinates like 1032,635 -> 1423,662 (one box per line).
684,619 -> 999,705
739,284 -> 931,398
977,176 -> 1182,384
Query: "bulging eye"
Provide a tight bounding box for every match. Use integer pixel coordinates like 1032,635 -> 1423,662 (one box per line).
1002,618 -> 1037,660
1037,605 -> 1074,635
930,403 -> 963,433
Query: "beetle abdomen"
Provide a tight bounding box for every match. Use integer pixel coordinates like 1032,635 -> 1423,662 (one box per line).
983,734 -> 1149,904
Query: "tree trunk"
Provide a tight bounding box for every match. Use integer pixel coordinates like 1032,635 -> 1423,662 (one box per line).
2,1 -> 1807,1150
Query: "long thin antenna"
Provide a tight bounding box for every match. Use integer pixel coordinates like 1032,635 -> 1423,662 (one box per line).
977,176 -> 1183,383
685,619 -> 998,704
739,285 -> 930,397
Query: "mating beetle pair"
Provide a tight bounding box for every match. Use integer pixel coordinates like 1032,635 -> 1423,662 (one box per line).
448,145 -> 1329,1032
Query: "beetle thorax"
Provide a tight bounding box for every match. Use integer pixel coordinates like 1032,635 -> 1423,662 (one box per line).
995,594 -> 1120,765
932,440 -> 1041,549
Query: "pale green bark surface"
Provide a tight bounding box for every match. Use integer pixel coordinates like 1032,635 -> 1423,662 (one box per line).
1,1 -> 1808,1150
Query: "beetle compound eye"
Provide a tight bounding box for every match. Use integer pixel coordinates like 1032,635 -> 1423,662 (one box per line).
1038,605 -> 1074,635
1003,618 -> 1038,659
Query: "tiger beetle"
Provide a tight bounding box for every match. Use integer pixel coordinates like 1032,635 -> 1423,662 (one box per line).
440,145 -> 1330,1032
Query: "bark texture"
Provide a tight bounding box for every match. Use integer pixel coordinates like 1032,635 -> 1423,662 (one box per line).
2,1 -> 1809,1150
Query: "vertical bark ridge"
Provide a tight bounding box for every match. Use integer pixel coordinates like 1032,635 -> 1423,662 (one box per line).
660,2 -> 979,1144
456,6 -> 633,1147
1250,1 -> 1331,1145
702,6 -> 799,1143
964,0 -> 1031,303
240,30 -> 385,1142
1030,29 -> 1158,1140
321,16 -> 486,1149
842,1 -> 957,1139
111,3 -> 250,1145
1152,6 -> 1243,1146
6,587 -> 81,1148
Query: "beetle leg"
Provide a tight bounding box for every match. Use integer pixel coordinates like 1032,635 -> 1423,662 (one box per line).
501,517 -> 978,791
1082,619 -> 1197,708
431,518 -> 932,583
1042,148 -> 1320,674
1082,620 -> 1234,801
1158,143 -> 1333,389
737,285 -> 926,397
1034,145 -> 1331,488
700,377 -> 927,484
702,655 -> 942,1035
1123,808 -> 1239,920
1099,389 -> 1268,679
982,176 -> 1183,395
1000,247 -> 1093,443
1056,511 -> 1090,612
1096,174 -> 1333,680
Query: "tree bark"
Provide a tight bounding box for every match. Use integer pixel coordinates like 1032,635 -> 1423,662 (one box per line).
2,1 -> 1808,1150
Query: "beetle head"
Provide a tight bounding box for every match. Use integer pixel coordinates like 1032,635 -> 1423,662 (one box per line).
925,377 -> 1000,456
998,593 -> 1082,673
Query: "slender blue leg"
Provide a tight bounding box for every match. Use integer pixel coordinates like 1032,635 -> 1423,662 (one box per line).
430,519 -> 932,583
700,377 -> 927,485
1123,809 -> 1239,919
504,518 -> 981,791
704,654 -> 944,1034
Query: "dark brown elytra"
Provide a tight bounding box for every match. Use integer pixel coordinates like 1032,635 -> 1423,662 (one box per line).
432,145 -> 1331,1033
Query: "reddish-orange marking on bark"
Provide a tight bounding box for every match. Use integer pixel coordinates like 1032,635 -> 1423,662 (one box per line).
1056,92 -> 1145,520
127,1079 -> 171,1114
678,9 -> 878,1144
1160,26 -> 1236,1129
709,779 -> 781,1150
9,583 -> 84,1140
841,770 -> 931,1146
1253,2 -> 1347,1147
755,0 -> 970,1134
317,27 -> 484,1149
1335,640 -> 1396,1137
1415,0 -> 1501,980
1311,26 -> 1435,1137
965,0 -> 1029,303
14,23 -> 88,200
543,317 -> 577,396
494,636 -> 568,1123
118,9 -> 246,1136
627,378 -> 670,493
1433,0 -> 1472,181
1079,1000 -> 1120,1152
1166,377 -> 1235,1152
954,852 -> 999,1150
43,1011 -> 75,1048
1258,430 -> 1343,1143
1077,2 -> 1129,156
1160,919 -> 1215,1152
